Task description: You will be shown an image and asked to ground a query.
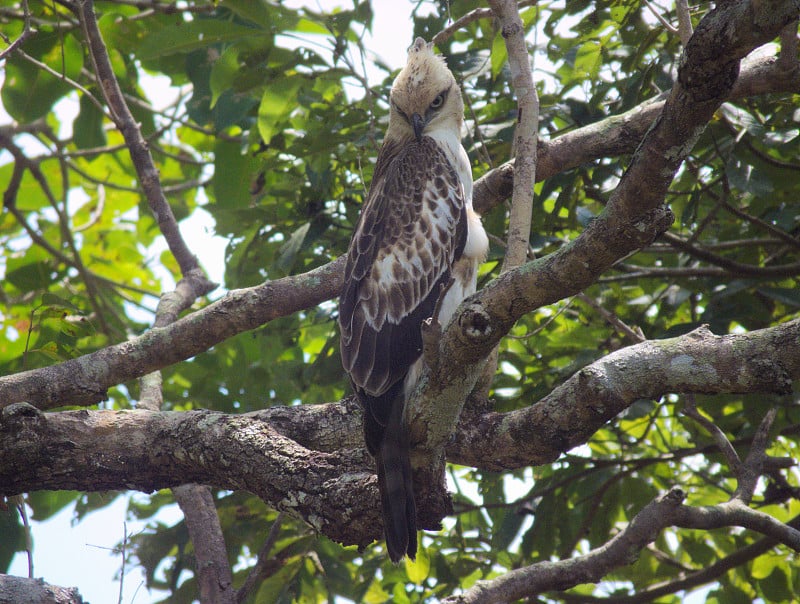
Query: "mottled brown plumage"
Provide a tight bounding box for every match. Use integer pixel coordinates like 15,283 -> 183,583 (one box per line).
339,38 -> 488,562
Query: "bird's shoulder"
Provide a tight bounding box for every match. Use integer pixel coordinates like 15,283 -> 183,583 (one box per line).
345,136 -> 466,286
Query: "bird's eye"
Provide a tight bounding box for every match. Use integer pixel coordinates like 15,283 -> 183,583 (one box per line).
430,94 -> 444,110
392,101 -> 408,119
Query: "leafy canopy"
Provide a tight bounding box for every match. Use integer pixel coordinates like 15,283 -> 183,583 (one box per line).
1,0 -> 799,603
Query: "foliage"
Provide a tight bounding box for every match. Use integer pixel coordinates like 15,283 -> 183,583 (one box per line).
1,0 -> 799,602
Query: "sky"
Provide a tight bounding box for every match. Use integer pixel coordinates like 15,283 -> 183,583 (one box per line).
5,1 -> 418,602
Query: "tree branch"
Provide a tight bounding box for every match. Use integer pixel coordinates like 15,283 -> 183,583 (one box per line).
408,0 -> 800,469
445,481 -> 800,604
449,321 -> 799,469
75,0 -> 214,286
171,485 -> 235,604
472,51 -> 800,216
448,402 -> 799,603
0,574 -> 85,604
442,488 -> 689,604
0,0 -> 32,62
559,513 -> 800,603
0,258 -> 345,409
0,403 -> 391,549
488,0 -> 539,272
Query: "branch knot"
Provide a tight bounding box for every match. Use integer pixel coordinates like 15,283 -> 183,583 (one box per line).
459,303 -> 493,342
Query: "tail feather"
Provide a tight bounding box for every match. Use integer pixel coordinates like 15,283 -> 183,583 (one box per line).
360,382 -> 417,562
376,424 -> 417,562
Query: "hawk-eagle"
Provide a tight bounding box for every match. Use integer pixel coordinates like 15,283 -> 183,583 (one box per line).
339,37 -> 488,562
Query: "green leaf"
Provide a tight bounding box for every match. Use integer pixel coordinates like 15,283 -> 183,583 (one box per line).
5,255 -> 55,291
210,46 -> 240,109
73,92 -> 107,150
0,507 -> 25,572
212,141 -> 260,209
138,20 -> 263,60
276,222 -> 311,274
574,40 -> 602,80
491,32 -> 508,79
758,565 -> 791,602
257,76 -> 303,143
26,491 -> 81,521
293,17 -> 331,35
405,540 -> 430,583
252,555 -> 303,603
1,32 -> 83,122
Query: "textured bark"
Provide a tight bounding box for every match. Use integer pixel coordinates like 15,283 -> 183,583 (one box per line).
0,404 -> 384,548
0,575 -> 85,604
449,322 -> 800,469
172,485 -> 235,604
0,0 -> 798,567
488,0 -> 539,272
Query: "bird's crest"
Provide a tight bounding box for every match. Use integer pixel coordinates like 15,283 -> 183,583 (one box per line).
392,37 -> 455,100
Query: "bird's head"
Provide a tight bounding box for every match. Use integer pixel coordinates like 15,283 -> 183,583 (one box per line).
388,37 -> 463,141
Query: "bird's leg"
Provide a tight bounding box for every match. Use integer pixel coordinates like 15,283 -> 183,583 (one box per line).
421,277 -> 455,371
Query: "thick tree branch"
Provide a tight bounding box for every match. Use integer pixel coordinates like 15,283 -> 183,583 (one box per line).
0,403 -> 390,548
221,319 -> 800,469
0,575 -> 85,604
449,321 -> 799,469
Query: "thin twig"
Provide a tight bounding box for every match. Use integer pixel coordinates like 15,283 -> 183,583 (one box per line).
643,0 -> 679,35
14,496 -> 34,578
13,48 -> 110,117
602,260 -> 800,281
236,512 -> 286,603
682,394 -> 743,476
0,0 -> 33,61
734,407 -> 778,501
431,0 -> 538,47
117,521 -> 126,604
488,0 -> 539,273
76,0 -> 214,287
576,292 -> 645,344
676,0 -> 694,44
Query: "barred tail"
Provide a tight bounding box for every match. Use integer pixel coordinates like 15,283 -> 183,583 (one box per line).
374,395 -> 417,562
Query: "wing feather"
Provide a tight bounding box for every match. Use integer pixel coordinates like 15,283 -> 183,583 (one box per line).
340,137 -> 468,398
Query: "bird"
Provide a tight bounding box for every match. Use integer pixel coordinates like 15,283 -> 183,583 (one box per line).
339,37 -> 488,562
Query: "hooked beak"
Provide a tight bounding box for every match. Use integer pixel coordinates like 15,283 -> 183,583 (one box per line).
411,113 -> 426,140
